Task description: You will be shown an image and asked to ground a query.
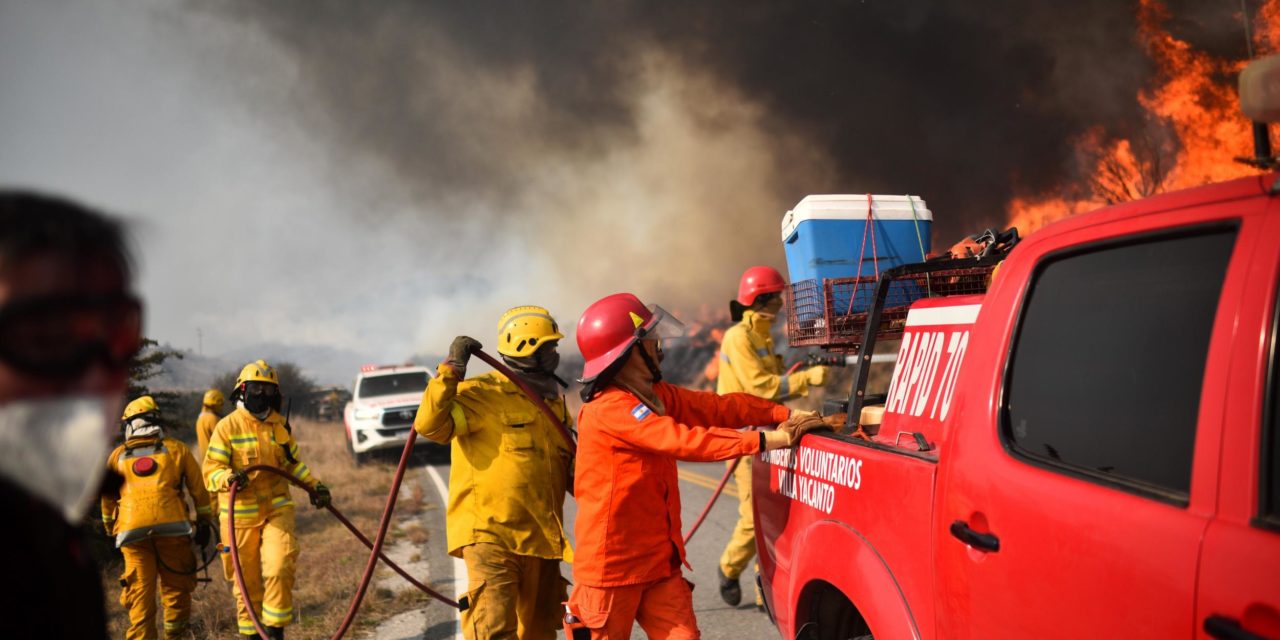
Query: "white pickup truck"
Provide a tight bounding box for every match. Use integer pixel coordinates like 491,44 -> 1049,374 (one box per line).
342,364 -> 435,464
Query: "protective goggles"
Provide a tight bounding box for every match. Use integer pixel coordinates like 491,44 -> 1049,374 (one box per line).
636,305 -> 687,341
0,293 -> 143,378
243,381 -> 280,397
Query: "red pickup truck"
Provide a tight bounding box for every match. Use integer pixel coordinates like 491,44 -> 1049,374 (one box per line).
756,170 -> 1280,638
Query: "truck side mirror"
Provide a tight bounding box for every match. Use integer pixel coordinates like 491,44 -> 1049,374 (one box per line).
1240,54 -> 1280,123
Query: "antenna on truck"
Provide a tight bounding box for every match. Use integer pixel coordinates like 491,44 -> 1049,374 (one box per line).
1236,0 -> 1279,169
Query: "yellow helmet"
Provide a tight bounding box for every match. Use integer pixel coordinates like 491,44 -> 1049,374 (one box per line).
203,388 -> 225,409
236,359 -> 279,388
122,395 -> 159,421
496,306 -> 564,358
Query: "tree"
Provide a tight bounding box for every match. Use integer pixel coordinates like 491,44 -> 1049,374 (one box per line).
125,338 -> 185,431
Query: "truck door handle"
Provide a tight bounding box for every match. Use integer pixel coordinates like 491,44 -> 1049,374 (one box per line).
1204,615 -> 1269,640
949,520 -> 1000,552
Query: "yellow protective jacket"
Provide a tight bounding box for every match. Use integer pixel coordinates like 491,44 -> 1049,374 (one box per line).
414,363 -> 573,561
717,310 -> 809,400
102,436 -> 213,547
202,407 -> 320,528
195,408 -> 219,459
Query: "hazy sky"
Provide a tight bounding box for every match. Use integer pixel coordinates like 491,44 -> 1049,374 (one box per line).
0,1 -> 840,365
0,2 -> 724,362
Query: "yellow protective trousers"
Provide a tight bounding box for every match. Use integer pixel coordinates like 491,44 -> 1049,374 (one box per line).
222,506 -> 299,634
462,542 -> 567,640
119,536 -> 197,640
718,457 -> 756,580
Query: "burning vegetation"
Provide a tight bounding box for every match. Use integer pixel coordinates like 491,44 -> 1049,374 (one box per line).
1008,0 -> 1280,234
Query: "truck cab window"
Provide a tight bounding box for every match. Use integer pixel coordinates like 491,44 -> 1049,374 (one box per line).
1001,226 -> 1237,500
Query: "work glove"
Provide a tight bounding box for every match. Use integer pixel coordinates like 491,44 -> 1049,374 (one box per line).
775,411 -> 828,447
762,429 -> 793,450
310,483 -> 332,509
194,519 -> 214,547
446,336 -> 483,378
228,469 -> 250,491
806,366 -> 829,387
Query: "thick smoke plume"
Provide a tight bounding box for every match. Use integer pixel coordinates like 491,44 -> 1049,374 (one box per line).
202,1 -> 1256,240
2,1 -> 1263,371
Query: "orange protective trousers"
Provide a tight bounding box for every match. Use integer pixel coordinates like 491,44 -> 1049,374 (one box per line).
568,574 -> 700,639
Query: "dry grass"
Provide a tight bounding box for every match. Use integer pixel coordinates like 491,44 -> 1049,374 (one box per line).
102,419 -> 436,639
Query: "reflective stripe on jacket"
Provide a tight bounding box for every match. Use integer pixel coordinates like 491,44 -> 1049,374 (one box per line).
101,436 -> 212,547
202,407 -> 318,528
572,382 -> 790,587
717,310 -> 808,400
414,363 -> 573,561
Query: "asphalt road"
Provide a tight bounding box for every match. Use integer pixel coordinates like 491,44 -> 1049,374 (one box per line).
402,457 -> 777,640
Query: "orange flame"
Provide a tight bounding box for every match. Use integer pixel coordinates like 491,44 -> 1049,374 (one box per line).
1007,0 -> 1279,235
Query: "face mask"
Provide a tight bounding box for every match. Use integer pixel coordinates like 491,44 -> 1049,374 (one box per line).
241,381 -> 280,418
0,394 -> 119,522
124,416 -> 162,440
537,347 -> 561,374
241,395 -> 270,419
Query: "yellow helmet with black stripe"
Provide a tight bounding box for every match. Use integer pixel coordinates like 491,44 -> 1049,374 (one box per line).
496,306 -> 564,357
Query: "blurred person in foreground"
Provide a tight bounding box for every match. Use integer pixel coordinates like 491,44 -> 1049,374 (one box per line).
566,293 -> 829,639
414,306 -> 573,640
0,191 -> 143,638
716,266 -> 828,608
103,395 -> 215,639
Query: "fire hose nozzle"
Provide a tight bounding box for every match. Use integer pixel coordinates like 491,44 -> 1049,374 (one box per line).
807,354 -> 848,368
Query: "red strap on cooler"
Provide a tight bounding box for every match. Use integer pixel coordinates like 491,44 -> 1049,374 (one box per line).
846,194 -> 882,315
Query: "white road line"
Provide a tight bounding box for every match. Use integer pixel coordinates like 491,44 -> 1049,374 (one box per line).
425,463 -> 465,640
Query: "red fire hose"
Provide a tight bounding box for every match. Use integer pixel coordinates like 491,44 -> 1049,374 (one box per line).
225,347 -> 575,639
683,457 -> 741,545
471,349 -> 577,454
227,424 -> 463,640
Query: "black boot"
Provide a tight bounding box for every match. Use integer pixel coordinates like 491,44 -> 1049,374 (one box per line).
266,626 -> 285,640
718,567 -> 742,606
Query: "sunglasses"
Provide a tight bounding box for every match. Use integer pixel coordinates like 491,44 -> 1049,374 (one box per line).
0,293 -> 143,378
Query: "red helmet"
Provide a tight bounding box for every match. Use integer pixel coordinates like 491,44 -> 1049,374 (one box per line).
737,266 -> 787,306
577,293 -> 686,382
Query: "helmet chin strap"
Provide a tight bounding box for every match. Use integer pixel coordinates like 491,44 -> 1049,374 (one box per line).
638,344 -> 664,383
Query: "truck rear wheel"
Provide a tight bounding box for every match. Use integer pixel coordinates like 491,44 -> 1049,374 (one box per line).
801,582 -> 872,640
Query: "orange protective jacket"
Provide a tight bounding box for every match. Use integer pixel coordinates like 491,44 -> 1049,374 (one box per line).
572,382 -> 791,587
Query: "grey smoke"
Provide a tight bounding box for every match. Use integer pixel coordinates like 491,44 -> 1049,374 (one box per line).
0,0 -> 1261,372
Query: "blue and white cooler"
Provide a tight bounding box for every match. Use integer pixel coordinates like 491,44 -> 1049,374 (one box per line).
781,194 -> 933,317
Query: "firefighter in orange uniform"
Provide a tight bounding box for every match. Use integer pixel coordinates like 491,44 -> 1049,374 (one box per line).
566,293 -> 827,639
103,396 -> 215,639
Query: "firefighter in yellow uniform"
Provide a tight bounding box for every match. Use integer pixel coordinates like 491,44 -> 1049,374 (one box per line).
414,306 -> 573,640
102,396 -> 215,640
203,360 -> 330,639
716,266 -> 828,608
196,388 -> 224,459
